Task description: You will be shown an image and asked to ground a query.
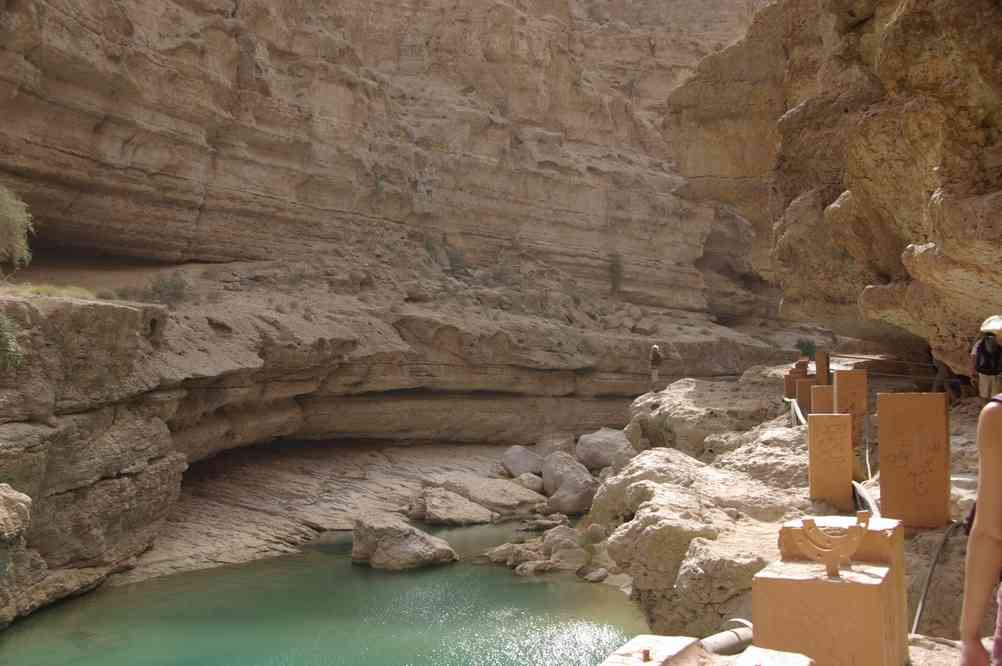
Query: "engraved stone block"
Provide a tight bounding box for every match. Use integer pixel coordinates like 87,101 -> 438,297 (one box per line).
877,392 -> 950,528
807,414 -> 853,511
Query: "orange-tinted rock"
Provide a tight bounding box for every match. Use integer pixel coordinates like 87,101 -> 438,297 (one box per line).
807,414 -> 853,511
753,561 -> 900,666
877,393 -> 950,529
833,370 -> 867,450
810,385 -> 833,414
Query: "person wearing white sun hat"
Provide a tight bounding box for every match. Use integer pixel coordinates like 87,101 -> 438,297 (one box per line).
971,316 -> 1002,405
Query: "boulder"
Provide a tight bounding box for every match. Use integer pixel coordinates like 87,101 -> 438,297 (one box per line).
542,525 -> 581,555
351,512 -> 458,570
581,567 -> 609,583
512,473 -> 544,495
487,541 -> 545,568
547,475 -> 598,515
541,452 -> 592,496
535,433 -> 576,458
501,446 -> 544,477
408,487 -> 498,525
575,428 -> 636,471
518,513 -> 569,532
428,473 -> 547,515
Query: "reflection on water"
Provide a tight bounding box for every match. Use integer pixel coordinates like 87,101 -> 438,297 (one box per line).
0,524 -> 647,666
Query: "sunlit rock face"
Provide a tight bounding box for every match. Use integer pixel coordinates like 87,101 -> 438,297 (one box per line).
0,0 -> 770,313
0,0 -> 793,627
668,0 -> 1002,365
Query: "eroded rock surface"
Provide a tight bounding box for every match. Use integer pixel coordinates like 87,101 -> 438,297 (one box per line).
670,0 -> 1002,365
352,512 -> 458,570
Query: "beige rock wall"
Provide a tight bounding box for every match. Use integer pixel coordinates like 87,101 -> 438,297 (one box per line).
0,0 -> 767,312
669,0 -> 1002,366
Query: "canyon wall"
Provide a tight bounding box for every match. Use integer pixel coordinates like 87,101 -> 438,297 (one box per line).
0,0 -> 771,316
669,0 -> 1002,367
0,0 -> 799,625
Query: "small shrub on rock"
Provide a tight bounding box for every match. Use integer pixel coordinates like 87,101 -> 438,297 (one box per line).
795,337 -> 817,359
143,272 -> 190,308
0,186 -> 34,271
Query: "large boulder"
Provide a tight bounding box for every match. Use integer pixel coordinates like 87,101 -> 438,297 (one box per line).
428,473 -> 546,516
547,475 -> 599,515
542,452 -> 598,514
535,433 -> 576,458
575,428 -> 636,471
541,452 -> 590,496
630,378 -> 781,457
501,446 -> 544,477
351,512 -> 458,570
408,487 -> 498,526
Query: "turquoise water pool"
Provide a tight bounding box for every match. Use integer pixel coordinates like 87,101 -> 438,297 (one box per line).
0,525 -> 647,666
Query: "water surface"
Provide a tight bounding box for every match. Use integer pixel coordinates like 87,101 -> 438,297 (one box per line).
0,524 -> 646,666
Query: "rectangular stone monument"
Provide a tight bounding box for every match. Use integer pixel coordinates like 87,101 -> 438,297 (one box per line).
878,393 -> 950,529
796,378 -> 815,415
778,516 -> 907,663
807,414 -> 853,511
810,385 -> 834,414
833,370 -> 868,450
785,366 -> 808,399
815,351 -> 830,386
754,561 -> 898,666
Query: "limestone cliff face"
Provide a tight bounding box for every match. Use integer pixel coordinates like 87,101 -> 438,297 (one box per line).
0,0 -> 794,626
0,0 -> 767,313
670,0 -> 1002,366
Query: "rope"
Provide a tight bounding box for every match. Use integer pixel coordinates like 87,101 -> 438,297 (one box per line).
829,353 -> 937,369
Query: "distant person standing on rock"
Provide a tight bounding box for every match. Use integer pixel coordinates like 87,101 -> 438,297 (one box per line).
959,394 -> 1002,666
971,317 -> 1002,404
649,344 -> 664,392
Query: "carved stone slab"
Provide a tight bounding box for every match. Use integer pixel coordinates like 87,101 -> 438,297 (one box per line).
877,392 -> 950,528
807,414 -> 854,511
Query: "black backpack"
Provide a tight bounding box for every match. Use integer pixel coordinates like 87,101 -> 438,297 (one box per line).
975,338 -> 1002,374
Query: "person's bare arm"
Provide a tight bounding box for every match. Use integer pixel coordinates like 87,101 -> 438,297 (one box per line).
960,402 -> 1002,649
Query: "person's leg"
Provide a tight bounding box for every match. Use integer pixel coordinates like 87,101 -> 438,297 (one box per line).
650,368 -> 659,392
980,373 -> 992,402
993,374 -> 1002,398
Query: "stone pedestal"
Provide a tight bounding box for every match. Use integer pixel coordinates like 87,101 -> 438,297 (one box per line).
877,393 -> 950,528
833,370 -> 868,450
815,352 -> 830,385
785,366 -> 808,399
807,414 -> 853,511
810,385 -> 833,414
778,515 -> 907,662
753,561 -> 901,666
796,378 -> 816,415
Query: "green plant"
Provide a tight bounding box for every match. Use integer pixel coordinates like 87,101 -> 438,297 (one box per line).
0,314 -> 25,370
143,272 -> 190,308
795,337 -> 817,359
0,186 -> 34,270
609,252 -> 623,294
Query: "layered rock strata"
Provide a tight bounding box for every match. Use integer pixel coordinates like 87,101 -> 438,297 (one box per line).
669,0 -> 1002,366
0,0 -> 769,316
